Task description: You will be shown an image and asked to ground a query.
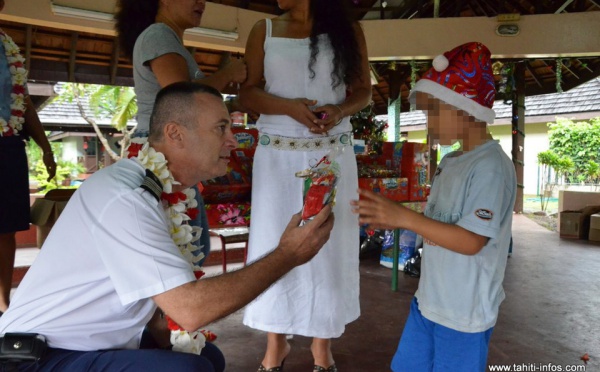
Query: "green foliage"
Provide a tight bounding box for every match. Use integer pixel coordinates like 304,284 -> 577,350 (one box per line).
537,150 -> 560,212
582,160 -> 600,184
55,83 -> 138,160
26,140 -> 61,175
548,117 -> 600,182
537,150 -> 558,167
88,85 -> 138,131
33,159 -> 85,193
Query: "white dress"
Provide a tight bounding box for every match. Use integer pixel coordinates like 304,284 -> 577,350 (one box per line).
242,19 -> 360,338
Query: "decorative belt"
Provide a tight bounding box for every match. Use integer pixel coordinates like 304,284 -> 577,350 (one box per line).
258,132 -> 353,151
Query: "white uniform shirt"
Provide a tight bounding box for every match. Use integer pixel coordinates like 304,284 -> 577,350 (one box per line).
415,140 -> 517,333
0,159 -> 196,350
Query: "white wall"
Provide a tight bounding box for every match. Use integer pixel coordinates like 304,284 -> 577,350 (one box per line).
61,137 -> 83,164
489,123 -> 549,195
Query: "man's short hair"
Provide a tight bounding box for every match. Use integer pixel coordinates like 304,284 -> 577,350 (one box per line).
148,82 -> 223,141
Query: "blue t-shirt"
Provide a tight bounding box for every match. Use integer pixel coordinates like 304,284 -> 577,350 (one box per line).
415,140 -> 517,333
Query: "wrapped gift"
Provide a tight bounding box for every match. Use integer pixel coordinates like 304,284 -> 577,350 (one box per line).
232,127 -> 258,149
201,132 -> 256,204
296,148 -> 342,223
358,177 -> 409,202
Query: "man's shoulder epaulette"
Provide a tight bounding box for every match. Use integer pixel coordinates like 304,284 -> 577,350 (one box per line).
140,169 -> 163,202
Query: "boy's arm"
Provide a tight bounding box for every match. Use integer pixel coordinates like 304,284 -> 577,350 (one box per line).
351,189 -> 488,255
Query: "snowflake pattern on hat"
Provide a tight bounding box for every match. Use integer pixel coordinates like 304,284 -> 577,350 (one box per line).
409,42 -> 496,123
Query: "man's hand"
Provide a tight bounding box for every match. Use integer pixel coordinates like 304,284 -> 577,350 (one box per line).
278,204 -> 334,266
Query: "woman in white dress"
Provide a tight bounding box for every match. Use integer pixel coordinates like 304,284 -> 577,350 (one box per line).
239,0 -> 372,370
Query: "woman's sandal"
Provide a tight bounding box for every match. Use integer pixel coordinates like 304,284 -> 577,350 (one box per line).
313,364 -> 338,372
257,358 -> 286,372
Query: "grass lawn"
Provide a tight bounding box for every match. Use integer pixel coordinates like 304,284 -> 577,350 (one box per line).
523,194 -> 559,232
523,194 -> 559,214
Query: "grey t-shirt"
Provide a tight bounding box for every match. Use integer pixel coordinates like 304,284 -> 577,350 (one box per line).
132,23 -> 205,134
415,140 -> 517,333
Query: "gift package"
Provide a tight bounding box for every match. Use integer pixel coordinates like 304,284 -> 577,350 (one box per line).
200,128 -> 257,204
296,147 -> 342,224
357,141 -> 429,202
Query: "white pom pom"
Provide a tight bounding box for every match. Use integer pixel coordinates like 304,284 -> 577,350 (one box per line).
432,54 -> 449,72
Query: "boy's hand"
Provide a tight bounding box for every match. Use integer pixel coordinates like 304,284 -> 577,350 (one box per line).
350,189 -> 409,230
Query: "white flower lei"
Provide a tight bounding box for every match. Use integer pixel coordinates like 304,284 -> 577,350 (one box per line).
134,142 -> 207,354
0,29 -> 27,137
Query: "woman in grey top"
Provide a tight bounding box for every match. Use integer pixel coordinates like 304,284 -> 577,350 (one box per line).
116,0 -> 246,135
114,1 -> 246,369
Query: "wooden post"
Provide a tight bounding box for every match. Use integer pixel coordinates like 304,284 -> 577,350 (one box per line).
512,63 -> 526,213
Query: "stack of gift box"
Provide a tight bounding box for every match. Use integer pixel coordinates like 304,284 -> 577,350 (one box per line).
357,141 -> 429,202
200,127 -> 257,227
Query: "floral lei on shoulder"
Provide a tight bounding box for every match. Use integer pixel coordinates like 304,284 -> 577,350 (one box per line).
128,140 -> 215,353
0,29 -> 27,137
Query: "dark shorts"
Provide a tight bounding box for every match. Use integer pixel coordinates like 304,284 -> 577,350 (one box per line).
0,136 -> 30,234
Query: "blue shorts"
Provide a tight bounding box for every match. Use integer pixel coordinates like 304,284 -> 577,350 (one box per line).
391,297 -> 493,372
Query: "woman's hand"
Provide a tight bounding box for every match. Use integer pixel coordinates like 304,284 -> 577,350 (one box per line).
42,152 -> 57,181
222,58 -> 247,84
285,98 -> 321,132
312,104 -> 345,135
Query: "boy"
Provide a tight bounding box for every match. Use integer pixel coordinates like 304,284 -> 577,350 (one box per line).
351,42 -> 516,371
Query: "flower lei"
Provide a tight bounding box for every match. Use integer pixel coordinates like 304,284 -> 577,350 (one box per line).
128,141 -> 216,354
0,29 -> 27,137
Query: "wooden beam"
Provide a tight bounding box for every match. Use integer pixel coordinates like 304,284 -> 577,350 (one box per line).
109,38 -> 119,85
25,24 -> 32,72
555,0 -> 575,13
68,31 -> 78,82
525,61 -> 544,88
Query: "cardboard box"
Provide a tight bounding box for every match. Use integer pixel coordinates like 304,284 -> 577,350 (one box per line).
589,228 -> 600,242
558,190 -> 600,227
358,177 -> 409,202
30,189 -> 75,247
559,211 -> 583,239
590,213 -> 600,230
560,206 -> 600,239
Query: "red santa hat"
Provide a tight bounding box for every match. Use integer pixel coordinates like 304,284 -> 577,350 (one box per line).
409,42 -> 496,123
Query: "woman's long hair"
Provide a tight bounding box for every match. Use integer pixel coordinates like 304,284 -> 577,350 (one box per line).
309,0 -> 362,88
114,0 -> 160,60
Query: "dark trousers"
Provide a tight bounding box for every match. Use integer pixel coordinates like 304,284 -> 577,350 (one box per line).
3,341 -> 225,372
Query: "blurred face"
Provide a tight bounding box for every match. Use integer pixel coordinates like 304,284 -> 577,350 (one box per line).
182,93 -> 238,183
415,91 -> 473,146
161,0 -> 206,29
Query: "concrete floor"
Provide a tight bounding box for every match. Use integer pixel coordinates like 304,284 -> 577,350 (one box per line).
206,214 -> 600,371
11,215 -> 599,371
